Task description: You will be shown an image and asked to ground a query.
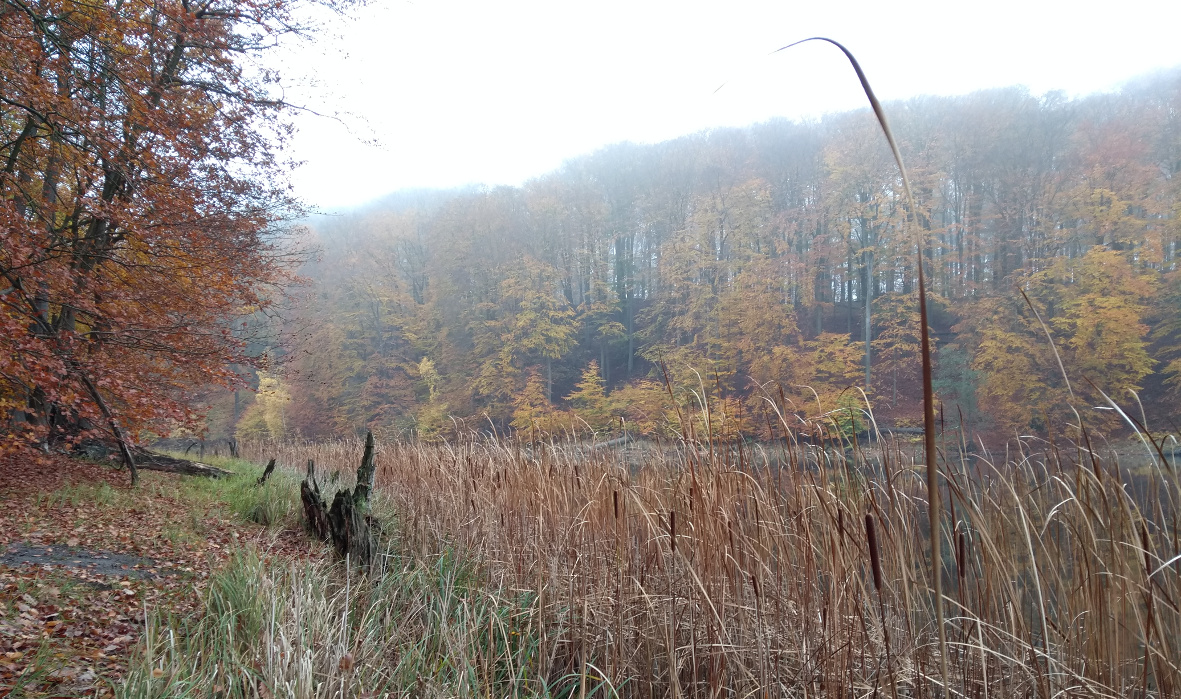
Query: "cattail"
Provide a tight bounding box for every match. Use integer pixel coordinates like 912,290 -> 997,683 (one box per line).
1141,523 -> 1152,576
613,490 -> 619,520
669,510 -> 676,553
865,513 -> 882,594
956,529 -> 966,589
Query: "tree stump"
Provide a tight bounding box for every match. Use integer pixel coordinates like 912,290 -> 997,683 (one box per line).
328,489 -> 375,567
300,432 -> 379,568
256,458 -> 277,485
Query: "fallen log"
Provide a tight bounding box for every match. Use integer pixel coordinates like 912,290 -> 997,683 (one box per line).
589,433 -> 634,450
79,442 -> 233,478
132,449 -> 233,478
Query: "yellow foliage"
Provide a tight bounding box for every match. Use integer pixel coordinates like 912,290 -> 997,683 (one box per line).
235,374 -> 290,441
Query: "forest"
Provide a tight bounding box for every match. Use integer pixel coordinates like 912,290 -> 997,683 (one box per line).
8,2 -> 1181,696
230,71 -> 1181,445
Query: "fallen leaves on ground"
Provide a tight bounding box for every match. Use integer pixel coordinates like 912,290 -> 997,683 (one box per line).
0,450 -> 320,697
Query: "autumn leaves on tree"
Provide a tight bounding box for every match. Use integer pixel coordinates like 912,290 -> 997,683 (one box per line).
278,78 -> 1181,443
4,3 -> 1179,451
0,0 -> 354,472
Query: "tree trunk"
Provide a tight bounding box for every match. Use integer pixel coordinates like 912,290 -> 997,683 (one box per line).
352,431 -> 377,512
864,250 -> 873,390
130,448 -> 229,477
627,301 -> 634,377
79,443 -> 230,478
329,489 -> 375,568
76,370 -> 138,485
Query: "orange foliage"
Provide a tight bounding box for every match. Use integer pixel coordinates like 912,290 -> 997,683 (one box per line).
0,1 -> 355,452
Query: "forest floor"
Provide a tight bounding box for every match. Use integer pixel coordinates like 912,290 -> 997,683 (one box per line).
0,451 -> 319,698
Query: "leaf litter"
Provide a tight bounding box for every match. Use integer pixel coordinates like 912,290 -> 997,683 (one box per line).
0,450 -> 318,697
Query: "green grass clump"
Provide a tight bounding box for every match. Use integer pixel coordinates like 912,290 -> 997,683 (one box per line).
161,454 -> 299,528
120,546 -> 541,698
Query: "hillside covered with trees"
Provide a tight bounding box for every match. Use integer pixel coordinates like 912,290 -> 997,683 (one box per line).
229,71 -> 1181,444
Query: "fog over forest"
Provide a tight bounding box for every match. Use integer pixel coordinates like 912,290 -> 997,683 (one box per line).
9,1 -> 1181,693
216,69 -> 1181,445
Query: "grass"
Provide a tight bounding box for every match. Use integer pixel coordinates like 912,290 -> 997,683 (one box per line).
0,452 -> 314,698
105,450 -> 547,699
236,417 -> 1181,698
120,543 -> 543,698
35,454 -> 299,532
156,453 -> 301,528
83,409 -> 1178,697
38,480 -> 122,509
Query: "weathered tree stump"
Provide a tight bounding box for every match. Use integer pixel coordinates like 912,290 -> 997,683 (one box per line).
328,488 -> 375,567
301,459 -> 331,541
256,458 -> 277,485
300,431 -> 379,567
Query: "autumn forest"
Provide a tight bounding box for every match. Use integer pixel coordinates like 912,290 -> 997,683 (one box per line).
11,1 -> 1181,695
224,72 -> 1181,445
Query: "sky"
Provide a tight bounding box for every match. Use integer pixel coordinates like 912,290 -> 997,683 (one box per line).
278,0 -> 1181,212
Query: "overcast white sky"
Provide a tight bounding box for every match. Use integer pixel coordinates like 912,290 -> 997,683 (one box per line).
279,0 -> 1181,211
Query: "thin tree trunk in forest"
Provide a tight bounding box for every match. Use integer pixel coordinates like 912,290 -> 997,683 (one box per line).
626,299 -> 634,377
76,370 -> 138,486
3,116 -> 35,175
846,251 -> 854,335
864,250 -> 873,389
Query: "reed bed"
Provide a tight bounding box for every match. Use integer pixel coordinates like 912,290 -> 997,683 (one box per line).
239,416 -> 1181,698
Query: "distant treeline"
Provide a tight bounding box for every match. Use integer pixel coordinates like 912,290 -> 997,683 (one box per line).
219,72 -> 1181,442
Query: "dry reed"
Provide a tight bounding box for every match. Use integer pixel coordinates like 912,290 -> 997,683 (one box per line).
244,411 -> 1181,698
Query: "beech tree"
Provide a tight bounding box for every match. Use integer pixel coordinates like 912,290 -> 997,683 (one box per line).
871,292 -> 923,407
274,72 -> 1181,443
566,361 -> 613,433
0,0 -> 356,477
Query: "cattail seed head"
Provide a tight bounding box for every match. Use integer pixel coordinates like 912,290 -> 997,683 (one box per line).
865,513 -> 882,594
1141,523 -> 1152,575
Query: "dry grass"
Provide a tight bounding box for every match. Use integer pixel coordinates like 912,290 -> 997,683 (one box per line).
241,411 -> 1181,698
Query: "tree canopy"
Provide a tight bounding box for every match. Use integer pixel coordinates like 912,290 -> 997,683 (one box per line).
265,73 -> 1181,443
0,0 -> 356,471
